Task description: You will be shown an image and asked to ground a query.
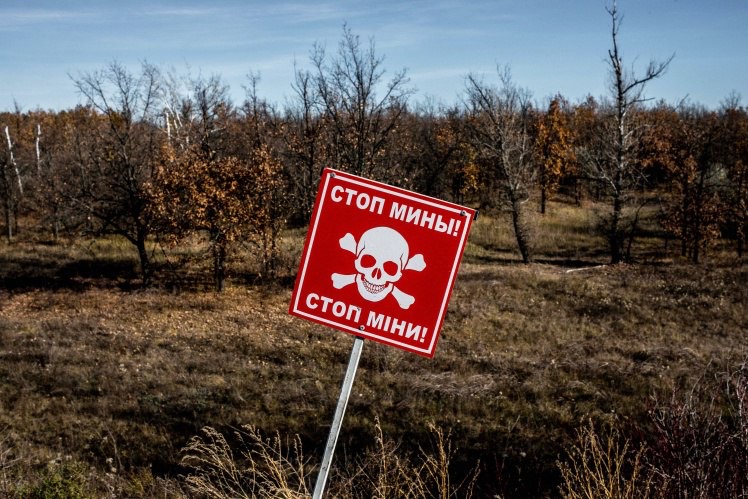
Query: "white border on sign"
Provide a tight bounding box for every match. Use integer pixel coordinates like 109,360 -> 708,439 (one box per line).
291,171 -> 471,356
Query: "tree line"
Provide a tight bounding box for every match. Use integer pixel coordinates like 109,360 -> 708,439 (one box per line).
2,16 -> 746,290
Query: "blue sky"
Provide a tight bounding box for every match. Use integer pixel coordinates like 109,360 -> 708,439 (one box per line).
1,0 -> 747,112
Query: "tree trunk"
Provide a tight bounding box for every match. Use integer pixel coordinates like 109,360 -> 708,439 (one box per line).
52,204 -> 60,243
737,176 -> 746,258
213,239 -> 226,293
691,159 -> 709,264
610,190 -> 623,264
509,190 -> 532,264
136,226 -> 151,286
3,199 -> 11,241
12,200 -> 19,236
680,185 -> 690,257
540,186 -> 547,214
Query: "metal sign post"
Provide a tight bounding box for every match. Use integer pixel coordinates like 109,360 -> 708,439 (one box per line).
312,336 -> 365,499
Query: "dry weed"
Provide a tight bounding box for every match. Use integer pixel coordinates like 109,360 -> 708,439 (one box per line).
0,429 -> 18,497
419,422 -> 479,499
558,419 -> 651,499
180,419 -> 478,499
181,425 -> 310,499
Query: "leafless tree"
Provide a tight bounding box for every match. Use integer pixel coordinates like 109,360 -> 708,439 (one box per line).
464,67 -> 535,263
72,61 -> 163,284
25,109 -> 77,241
162,70 -> 234,156
311,25 -> 412,181
0,103 -> 28,241
1,127 -> 20,241
281,64 -> 329,223
590,1 -> 673,263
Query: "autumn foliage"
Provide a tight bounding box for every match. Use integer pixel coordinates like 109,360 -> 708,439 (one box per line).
152,142 -> 285,290
534,96 -> 575,214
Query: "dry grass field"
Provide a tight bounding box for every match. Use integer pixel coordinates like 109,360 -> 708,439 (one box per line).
0,201 -> 745,497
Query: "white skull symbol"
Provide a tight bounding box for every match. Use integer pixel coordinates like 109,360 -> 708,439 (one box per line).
330,226 -> 426,309
354,227 -> 409,302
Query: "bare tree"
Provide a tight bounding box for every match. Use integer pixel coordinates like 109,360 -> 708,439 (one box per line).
72,61 -> 163,284
1,126 -> 20,240
464,67 -> 535,263
281,64 -> 329,223
0,104 -> 27,240
311,25 -> 412,180
161,70 -> 234,156
591,1 -> 673,263
26,109 -> 78,242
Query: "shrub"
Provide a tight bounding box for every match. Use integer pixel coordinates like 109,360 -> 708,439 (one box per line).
645,364 -> 748,498
18,461 -> 88,499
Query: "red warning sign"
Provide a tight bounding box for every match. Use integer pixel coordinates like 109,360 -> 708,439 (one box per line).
289,168 -> 476,358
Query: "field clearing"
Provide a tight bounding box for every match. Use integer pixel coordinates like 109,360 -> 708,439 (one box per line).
0,203 -> 746,497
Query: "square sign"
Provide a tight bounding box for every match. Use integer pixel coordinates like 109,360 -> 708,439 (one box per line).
289,168 -> 476,358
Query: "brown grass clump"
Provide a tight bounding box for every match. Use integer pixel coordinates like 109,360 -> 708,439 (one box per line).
180,418 -> 477,499
182,425 -> 310,498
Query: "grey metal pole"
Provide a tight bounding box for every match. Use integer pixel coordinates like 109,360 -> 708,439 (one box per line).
312,336 -> 365,499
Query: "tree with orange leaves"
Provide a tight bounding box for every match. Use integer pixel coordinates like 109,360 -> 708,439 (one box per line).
659,104 -> 725,263
153,143 -> 284,291
534,96 -> 575,214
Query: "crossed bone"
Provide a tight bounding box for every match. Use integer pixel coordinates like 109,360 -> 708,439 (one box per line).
331,233 -> 425,310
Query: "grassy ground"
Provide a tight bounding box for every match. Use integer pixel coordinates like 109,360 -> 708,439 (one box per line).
0,201 -> 745,497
